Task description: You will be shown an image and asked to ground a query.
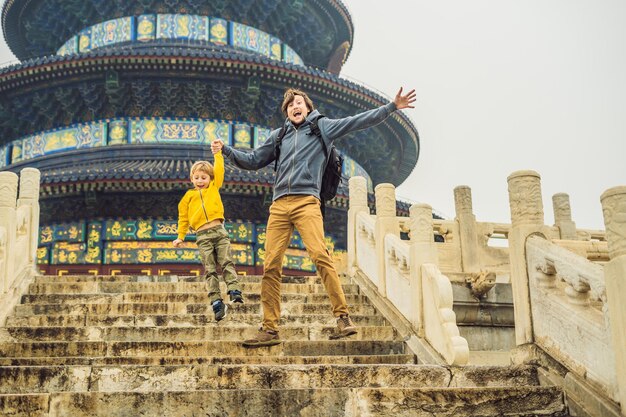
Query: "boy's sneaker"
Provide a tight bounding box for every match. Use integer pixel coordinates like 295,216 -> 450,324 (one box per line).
228,290 -> 244,304
330,314 -> 357,339
242,328 -> 281,347
212,299 -> 228,321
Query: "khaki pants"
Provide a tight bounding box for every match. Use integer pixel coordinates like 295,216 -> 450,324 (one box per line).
262,195 -> 349,331
196,225 -> 241,304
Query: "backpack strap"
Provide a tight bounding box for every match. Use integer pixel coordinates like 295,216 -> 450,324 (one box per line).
307,114 -> 328,158
273,124 -> 287,172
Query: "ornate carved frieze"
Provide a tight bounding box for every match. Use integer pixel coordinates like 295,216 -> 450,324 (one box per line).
409,203 -> 433,243
507,170 -> 544,226
454,185 -> 473,215
601,186 -> 626,259
375,184 -> 396,218
0,172 -> 18,208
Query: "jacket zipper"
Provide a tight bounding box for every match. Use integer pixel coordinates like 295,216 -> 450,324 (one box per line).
288,128 -> 298,193
198,189 -> 210,222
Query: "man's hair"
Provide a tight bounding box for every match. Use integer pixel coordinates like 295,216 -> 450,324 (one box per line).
281,88 -> 314,116
189,160 -> 214,182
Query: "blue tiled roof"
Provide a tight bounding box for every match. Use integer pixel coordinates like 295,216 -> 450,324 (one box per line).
2,0 -> 353,69
0,47 -> 419,186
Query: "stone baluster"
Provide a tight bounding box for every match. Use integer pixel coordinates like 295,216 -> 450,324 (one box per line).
454,185 -> 479,273
552,193 -> 577,240
0,172 -> 18,293
374,183 -> 399,297
409,203 -> 437,336
507,170 -> 545,345
347,176 -> 370,278
600,186 -> 626,415
17,168 -> 41,272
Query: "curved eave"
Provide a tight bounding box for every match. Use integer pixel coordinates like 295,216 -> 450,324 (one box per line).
2,0 -> 353,69
0,49 -> 419,186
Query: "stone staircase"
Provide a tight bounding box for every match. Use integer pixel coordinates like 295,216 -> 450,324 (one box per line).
0,274 -> 568,416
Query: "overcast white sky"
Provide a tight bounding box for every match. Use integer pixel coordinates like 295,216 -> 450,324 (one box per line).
340,0 -> 626,230
1,1 -> 625,230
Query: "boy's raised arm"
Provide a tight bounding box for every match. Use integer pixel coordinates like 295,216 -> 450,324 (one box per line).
212,151 -> 224,189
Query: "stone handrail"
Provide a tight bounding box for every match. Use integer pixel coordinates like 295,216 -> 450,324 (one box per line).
0,168 -> 41,326
526,235 -> 616,401
348,177 -> 469,365
355,212 -> 378,288
506,171 -> 625,415
421,263 -> 470,366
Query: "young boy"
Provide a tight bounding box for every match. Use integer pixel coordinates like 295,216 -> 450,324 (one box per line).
173,149 -> 243,321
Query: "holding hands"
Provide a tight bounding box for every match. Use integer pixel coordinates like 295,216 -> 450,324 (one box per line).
172,238 -> 183,247
393,87 -> 417,110
211,139 -> 224,154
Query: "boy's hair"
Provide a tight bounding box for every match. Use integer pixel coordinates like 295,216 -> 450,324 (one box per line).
189,160 -> 214,181
281,88 -> 315,116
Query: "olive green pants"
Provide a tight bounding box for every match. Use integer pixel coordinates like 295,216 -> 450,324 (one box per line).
196,225 -> 241,304
262,195 -> 349,331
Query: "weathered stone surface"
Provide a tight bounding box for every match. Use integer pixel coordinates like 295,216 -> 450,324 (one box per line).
0,273 -> 567,416
21,292 -> 369,305
6,313 -> 386,328
0,393 -> 49,416
4,325 -> 396,342
27,282 -> 360,295
14,301 -> 376,316
12,387 -> 566,417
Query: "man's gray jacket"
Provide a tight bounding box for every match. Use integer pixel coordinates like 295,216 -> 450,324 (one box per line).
221,102 -> 397,202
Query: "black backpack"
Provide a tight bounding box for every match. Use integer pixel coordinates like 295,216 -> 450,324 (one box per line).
274,114 -> 344,217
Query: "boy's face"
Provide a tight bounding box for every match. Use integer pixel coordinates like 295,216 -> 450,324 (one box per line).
191,170 -> 211,189
287,95 -> 309,126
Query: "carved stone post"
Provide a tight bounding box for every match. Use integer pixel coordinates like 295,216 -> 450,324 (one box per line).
507,170 -> 544,345
347,176 -> 369,278
17,168 -> 41,272
409,203 -> 437,336
552,193 -> 577,240
374,183 -> 399,297
0,172 -> 18,293
454,186 -> 479,272
601,186 -> 626,415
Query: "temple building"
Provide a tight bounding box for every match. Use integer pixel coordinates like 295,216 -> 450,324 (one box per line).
0,0 -> 419,275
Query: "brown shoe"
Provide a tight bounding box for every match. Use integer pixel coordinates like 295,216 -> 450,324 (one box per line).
330,314 -> 358,340
242,328 -> 281,347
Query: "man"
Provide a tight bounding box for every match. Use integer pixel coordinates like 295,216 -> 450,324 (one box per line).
211,87 -> 416,347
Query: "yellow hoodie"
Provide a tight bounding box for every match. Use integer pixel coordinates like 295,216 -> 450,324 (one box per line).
177,151 -> 225,240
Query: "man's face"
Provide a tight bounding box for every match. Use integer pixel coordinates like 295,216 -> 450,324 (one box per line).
287,95 -> 309,126
192,171 -> 210,189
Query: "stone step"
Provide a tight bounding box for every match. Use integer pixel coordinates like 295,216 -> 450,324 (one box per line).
5,313 -> 387,328
0,340 -> 407,358
2,325 -> 397,342
0,364 -> 539,394
0,354 -> 417,367
27,281 -> 360,295
33,275 -> 335,285
0,386 -> 566,417
13,302 -> 377,317
20,292 -> 370,305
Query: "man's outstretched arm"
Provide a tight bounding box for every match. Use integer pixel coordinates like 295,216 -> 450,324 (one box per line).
321,87 -> 416,141
211,133 -> 277,170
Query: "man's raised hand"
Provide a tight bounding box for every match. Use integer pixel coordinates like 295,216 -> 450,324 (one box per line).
393,87 -> 417,110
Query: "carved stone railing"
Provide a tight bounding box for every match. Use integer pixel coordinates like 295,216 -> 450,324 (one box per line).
348,176 -> 469,365
601,186 -> 626,414
526,235 -> 616,401
355,212 -> 377,288
0,168 -> 41,326
506,170 -> 625,415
